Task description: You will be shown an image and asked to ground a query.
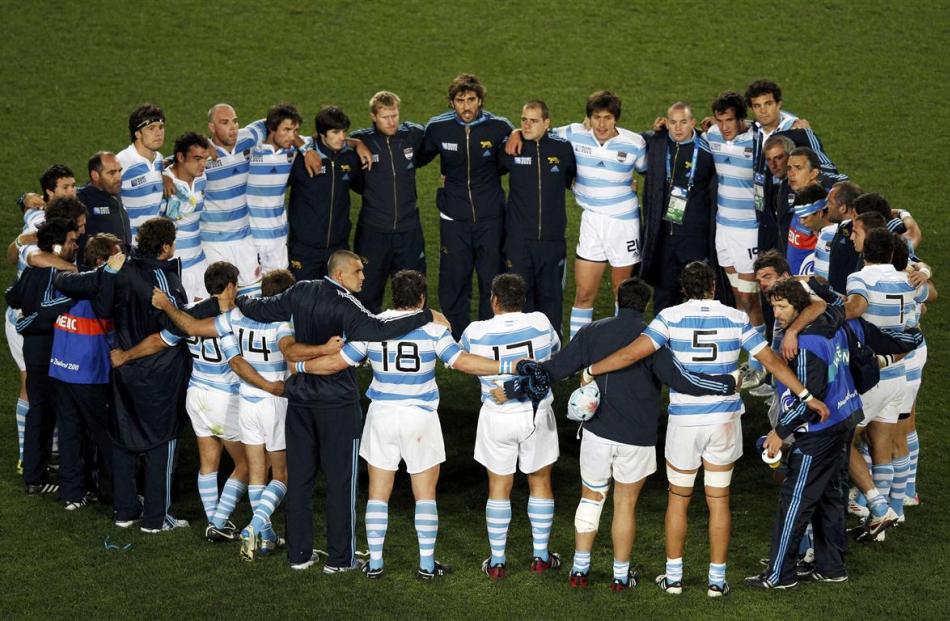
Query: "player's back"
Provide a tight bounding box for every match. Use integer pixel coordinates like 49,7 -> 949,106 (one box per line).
847,263 -> 925,333
461,311 -> 560,412
342,311 -> 462,411
215,307 -> 292,398
643,298 -> 765,425
186,300 -> 240,395
812,223 -> 837,279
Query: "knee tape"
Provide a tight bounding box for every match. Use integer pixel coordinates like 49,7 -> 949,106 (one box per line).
574,487 -> 608,533
736,277 -> 760,294
666,465 -> 696,488
726,271 -> 742,289
704,468 -> 733,488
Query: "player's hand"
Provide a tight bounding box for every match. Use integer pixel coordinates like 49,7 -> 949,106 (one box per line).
652,116 -> 667,131
354,140 -> 373,170
207,147 -> 219,162
907,269 -> 929,288
764,430 -> 783,458
504,129 -> 523,156
304,149 -> 322,178
161,175 -> 175,199
792,118 -> 812,129
699,116 -> 715,132
106,252 -> 126,272
110,348 -> 129,368
23,193 -> 44,210
430,309 -> 451,331
580,366 -> 594,386
490,384 -> 509,404
323,335 -> 344,353
151,286 -> 172,310
268,380 -> 285,396
781,330 -> 799,361
806,397 -> 830,422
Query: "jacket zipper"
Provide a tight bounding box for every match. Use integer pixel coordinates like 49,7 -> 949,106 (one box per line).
465,126 -> 476,223
536,140 -> 542,240
387,137 -> 398,230
327,158 -> 336,247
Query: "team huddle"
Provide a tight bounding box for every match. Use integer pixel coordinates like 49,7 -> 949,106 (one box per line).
4,73 -> 936,594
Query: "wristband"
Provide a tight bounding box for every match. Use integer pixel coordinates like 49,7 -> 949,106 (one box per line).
295,361 -> 306,374
918,266 -> 932,280
499,360 -> 512,375
581,366 -> 594,385
796,388 -> 811,400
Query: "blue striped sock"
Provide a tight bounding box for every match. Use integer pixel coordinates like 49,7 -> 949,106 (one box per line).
197,472 -> 218,522
527,496 -> 554,562
666,557 -> 683,582
486,499 -> 511,565
365,500 -> 388,571
708,562 -> 726,588
872,463 -> 894,500
889,455 -> 911,516
415,500 -> 438,572
749,325 -> 766,372
248,484 -> 265,515
572,550 -> 591,574
613,559 -> 630,583
867,489 -> 888,518
906,431 -> 920,499
15,398 -> 27,462
569,307 -> 594,340
250,480 -> 287,533
212,478 -> 247,528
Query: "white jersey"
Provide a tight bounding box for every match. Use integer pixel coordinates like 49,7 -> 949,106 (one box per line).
812,223 -> 837,280
202,119 -> 267,244
116,144 -> 164,244
181,319 -> 240,395
340,310 -> 463,411
643,299 -> 767,426
461,311 -> 560,413
245,137 -> 310,242
754,111 -> 798,146
553,123 -> 646,221
847,263 -> 928,382
161,169 -> 207,271
215,307 -> 293,398
704,125 -> 756,231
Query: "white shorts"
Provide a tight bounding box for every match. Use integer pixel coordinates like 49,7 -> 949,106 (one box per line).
256,240 -> 288,273
239,395 -> 287,451
474,403 -> 559,475
203,239 -> 263,290
716,226 -> 759,274
576,211 -> 639,267
580,430 -> 656,486
5,313 -> 25,372
186,386 -> 241,441
665,416 -> 743,471
181,260 -> 210,303
359,402 -> 445,474
900,344 -> 927,414
859,378 -> 903,427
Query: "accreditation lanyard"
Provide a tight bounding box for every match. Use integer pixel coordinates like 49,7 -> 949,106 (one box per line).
664,140 -> 699,225
665,140 -> 700,196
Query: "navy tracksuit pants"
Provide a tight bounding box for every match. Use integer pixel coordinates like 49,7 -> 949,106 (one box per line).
285,401 -> 362,568
53,379 -> 113,503
504,237 -> 566,335
354,223 -> 426,314
439,218 -> 503,341
112,438 -> 176,529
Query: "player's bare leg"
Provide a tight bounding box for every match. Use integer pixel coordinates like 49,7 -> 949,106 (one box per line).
658,461 -> 695,594
611,478 -> 646,563
570,259 -> 607,339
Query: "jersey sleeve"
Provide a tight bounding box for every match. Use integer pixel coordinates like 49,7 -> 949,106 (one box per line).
552,125 -> 571,140
276,321 -> 294,342
846,274 -> 869,301
434,326 -> 463,366
914,283 -> 930,304
633,141 -> 648,174
159,328 -> 182,347
740,321 -> 768,355
242,119 -> 267,147
642,315 -> 670,349
650,346 -> 735,396
219,332 -> 241,361
214,307 -> 238,337
340,341 -> 368,366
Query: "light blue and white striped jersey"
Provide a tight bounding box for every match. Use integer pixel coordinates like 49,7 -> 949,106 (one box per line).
181,314 -> 240,394
116,144 -> 164,245
643,299 -> 766,425
202,119 -> 267,243
340,310 -> 463,411
812,223 -> 837,280
754,111 -> 798,144
704,124 -> 756,230
461,311 -> 560,412
846,263 -> 928,381
214,307 -> 293,398
553,123 -> 646,221
161,169 -> 207,270
7,210 -> 47,323
23,207 -> 45,233
245,137 -> 311,242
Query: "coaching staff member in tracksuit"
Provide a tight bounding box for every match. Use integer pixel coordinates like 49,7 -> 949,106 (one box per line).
349,91 -> 428,314
418,73 -> 513,340
746,280 -> 862,589
497,100 -> 576,336
233,249 -> 450,571
640,103 -> 718,314
287,107 -> 364,281
6,218 -> 81,495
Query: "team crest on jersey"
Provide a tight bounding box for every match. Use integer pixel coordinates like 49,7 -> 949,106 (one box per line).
480,140 -> 492,149
617,151 -> 628,162
514,156 -> 532,165
547,156 -> 560,165
743,147 -> 753,157
403,147 -> 414,160
441,142 -> 458,151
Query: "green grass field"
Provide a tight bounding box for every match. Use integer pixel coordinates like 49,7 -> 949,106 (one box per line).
2,1 -> 949,618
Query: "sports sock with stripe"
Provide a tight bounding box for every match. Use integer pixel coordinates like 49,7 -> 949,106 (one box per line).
569,307 -> 593,340
211,477 -> 247,528
415,500 -> 438,572
15,398 -> 27,463
250,479 -> 287,536
906,430 -> 920,499
365,499 -> 388,571
613,559 -> 630,584
527,496 -> 554,562
666,557 -> 684,583
872,463 -> 894,501
708,562 -> 726,588
572,550 -> 591,574
889,455 -> 911,516
486,499 -> 511,566
197,472 -> 218,522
